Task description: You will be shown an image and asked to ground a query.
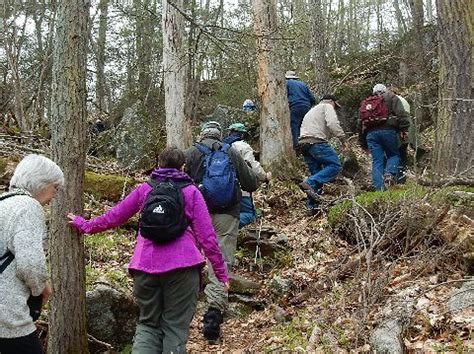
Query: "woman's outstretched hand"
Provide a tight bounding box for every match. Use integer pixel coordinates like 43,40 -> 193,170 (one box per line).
66,213 -> 76,224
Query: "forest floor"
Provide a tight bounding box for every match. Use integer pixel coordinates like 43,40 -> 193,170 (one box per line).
1,138 -> 473,353
78,143 -> 473,352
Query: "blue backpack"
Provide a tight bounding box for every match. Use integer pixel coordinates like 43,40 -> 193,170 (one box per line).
195,143 -> 240,212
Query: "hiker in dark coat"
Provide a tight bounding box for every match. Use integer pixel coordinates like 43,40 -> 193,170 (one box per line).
185,121 -> 257,343
286,70 -> 317,149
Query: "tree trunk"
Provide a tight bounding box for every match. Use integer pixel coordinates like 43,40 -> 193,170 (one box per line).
48,0 -> 89,352
393,0 -> 407,35
433,0 -> 473,181
252,0 -> 294,169
163,0 -> 191,149
135,0 -> 154,104
310,0 -> 329,96
96,0 -> 109,113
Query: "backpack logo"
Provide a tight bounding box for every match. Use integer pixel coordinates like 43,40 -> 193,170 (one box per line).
365,103 -> 373,110
152,205 -> 165,214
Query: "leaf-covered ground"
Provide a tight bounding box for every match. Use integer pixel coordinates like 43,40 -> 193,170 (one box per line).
82,172 -> 473,352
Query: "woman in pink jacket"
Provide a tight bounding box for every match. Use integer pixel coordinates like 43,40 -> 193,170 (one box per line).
68,146 -> 228,354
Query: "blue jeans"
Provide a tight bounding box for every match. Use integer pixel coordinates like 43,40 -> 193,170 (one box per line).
366,129 -> 401,190
290,105 -> 311,149
239,196 -> 256,229
302,143 -> 342,208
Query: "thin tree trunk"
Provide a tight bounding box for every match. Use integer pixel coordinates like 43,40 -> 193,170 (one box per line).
252,0 -> 294,169
96,0 -> 109,113
48,0 -> 89,352
163,0 -> 191,148
311,0 -> 329,96
433,0 -> 473,181
393,0 -> 408,35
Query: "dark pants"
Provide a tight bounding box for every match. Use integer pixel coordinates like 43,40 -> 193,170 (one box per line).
302,142 -> 342,208
290,105 -> 311,149
0,332 -> 43,354
132,267 -> 200,354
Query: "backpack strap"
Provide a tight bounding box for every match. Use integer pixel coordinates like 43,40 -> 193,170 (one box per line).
195,143 -> 212,155
0,250 -> 15,274
221,143 -> 231,153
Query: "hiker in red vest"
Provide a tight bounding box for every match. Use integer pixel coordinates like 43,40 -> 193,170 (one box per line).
359,84 -> 410,190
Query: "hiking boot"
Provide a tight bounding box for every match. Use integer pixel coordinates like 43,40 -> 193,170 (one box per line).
306,207 -> 321,217
203,307 -> 223,343
383,174 -> 395,189
298,181 -> 320,201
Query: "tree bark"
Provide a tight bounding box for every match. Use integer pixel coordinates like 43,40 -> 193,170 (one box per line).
310,0 -> 329,96
433,0 -> 473,181
48,0 -> 90,352
163,0 -> 191,149
252,0 -> 294,169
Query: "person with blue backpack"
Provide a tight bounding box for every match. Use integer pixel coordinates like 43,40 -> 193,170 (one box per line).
223,122 -> 271,228
185,121 -> 258,343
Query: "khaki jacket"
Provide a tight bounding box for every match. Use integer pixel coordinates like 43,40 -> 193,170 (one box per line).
298,101 -> 345,144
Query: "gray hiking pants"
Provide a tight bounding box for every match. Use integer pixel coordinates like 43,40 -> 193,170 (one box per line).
132,267 -> 199,354
204,213 -> 239,312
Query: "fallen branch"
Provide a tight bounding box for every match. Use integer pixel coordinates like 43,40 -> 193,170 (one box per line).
418,178 -> 474,187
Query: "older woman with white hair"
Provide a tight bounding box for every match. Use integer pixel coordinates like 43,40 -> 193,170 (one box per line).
0,154 -> 64,354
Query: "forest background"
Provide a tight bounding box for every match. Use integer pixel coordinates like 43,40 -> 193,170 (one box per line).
1,0 -> 473,352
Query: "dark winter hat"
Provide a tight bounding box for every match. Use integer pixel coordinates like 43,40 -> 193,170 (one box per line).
321,94 -> 342,108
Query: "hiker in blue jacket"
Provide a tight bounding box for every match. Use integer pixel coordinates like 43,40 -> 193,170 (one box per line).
286,70 -> 317,149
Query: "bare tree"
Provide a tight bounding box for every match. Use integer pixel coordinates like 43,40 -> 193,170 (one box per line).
433,0 -> 473,182
2,1 -> 28,130
310,0 -> 329,96
163,0 -> 191,148
96,0 -> 109,113
252,0 -> 294,169
48,0 -> 90,352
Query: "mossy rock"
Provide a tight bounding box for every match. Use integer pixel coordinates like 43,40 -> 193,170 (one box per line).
328,183 -> 427,227
84,171 -> 137,201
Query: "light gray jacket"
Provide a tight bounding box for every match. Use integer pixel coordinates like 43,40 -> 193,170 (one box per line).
231,140 -> 267,197
298,101 -> 346,144
0,191 -> 48,338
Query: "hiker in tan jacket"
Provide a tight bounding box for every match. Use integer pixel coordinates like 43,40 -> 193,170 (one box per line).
298,95 -> 346,216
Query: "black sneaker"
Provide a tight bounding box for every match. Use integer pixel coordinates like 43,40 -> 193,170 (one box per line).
298,181 -> 321,201
203,307 -> 223,344
306,207 -> 321,217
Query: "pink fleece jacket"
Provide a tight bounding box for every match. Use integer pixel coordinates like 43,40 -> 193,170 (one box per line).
72,168 -> 228,283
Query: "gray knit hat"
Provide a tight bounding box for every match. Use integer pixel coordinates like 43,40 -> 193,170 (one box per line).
200,121 -> 222,139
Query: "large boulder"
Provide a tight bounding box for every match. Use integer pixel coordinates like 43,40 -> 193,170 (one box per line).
86,283 -> 139,350
114,101 -> 164,170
